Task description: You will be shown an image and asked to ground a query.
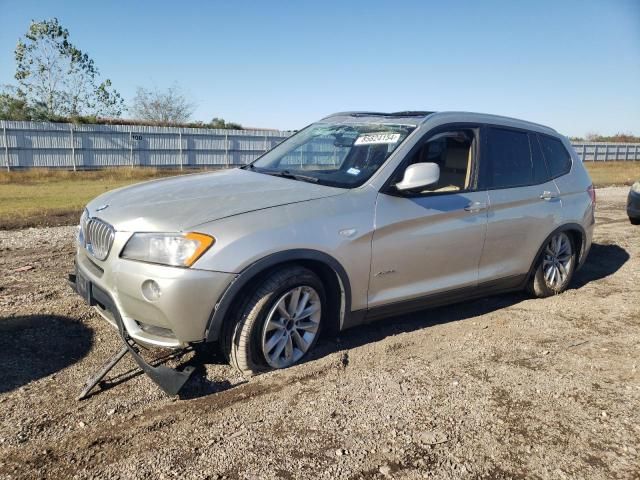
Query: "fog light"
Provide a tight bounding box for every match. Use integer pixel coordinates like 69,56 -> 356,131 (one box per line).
141,280 -> 162,301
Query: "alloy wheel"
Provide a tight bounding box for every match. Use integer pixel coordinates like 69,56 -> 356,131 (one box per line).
542,232 -> 573,290
261,286 -> 321,368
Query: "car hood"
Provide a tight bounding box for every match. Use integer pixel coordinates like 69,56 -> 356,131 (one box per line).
86,168 -> 345,231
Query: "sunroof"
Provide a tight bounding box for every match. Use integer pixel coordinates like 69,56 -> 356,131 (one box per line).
389,111 -> 435,117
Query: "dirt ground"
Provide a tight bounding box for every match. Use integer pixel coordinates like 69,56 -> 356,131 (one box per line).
0,187 -> 638,480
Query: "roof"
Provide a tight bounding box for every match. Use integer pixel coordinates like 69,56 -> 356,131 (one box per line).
428,111 -> 558,135
321,111 -> 435,126
321,110 -> 558,135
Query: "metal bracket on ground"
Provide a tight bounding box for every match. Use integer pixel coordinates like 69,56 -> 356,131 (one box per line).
69,272 -> 195,400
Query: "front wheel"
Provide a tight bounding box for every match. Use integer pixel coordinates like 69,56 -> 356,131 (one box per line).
527,231 -> 577,298
224,266 -> 325,376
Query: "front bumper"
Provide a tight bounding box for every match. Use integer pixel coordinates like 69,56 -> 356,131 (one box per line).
627,189 -> 640,219
68,272 -> 196,396
75,235 -> 235,348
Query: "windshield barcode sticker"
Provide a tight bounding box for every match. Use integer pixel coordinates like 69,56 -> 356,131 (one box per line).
354,133 -> 401,145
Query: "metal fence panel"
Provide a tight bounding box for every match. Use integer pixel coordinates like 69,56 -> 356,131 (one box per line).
1,120 -> 639,171
571,142 -> 640,162
0,121 -> 294,170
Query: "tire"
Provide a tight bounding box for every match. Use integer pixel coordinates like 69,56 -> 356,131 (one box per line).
527,231 -> 577,298
223,266 -> 325,376
630,217 -> 640,225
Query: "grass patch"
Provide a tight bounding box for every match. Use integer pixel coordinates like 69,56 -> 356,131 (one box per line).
583,161 -> 640,187
0,163 -> 638,230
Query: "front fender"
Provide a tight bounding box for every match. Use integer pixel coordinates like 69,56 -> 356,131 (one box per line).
204,249 -> 353,342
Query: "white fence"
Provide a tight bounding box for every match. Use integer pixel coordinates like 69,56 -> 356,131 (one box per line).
570,142 -> 640,162
0,121 -> 292,170
1,121 -> 638,170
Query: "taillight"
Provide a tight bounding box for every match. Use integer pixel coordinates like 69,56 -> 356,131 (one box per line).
587,184 -> 596,207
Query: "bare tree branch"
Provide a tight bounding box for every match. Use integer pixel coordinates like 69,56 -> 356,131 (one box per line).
130,84 -> 195,124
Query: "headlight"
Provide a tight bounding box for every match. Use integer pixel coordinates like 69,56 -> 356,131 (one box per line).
121,232 -> 215,267
632,181 -> 640,193
78,209 -> 88,247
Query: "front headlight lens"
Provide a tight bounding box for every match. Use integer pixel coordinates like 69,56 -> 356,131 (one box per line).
78,209 -> 88,246
121,232 -> 215,267
632,181 -> 640,193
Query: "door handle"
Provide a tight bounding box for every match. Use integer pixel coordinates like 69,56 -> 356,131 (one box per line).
540,191 -> 559,200
464,201 -> 488,212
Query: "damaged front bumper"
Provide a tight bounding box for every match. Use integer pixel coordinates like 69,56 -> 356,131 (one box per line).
68,269 -> 195,398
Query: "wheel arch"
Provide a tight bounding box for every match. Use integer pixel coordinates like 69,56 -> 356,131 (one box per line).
205,249 -> 351,342
526,223 -> 587,281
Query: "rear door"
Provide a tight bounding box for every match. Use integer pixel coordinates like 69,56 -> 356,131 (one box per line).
478,126 -> 560,283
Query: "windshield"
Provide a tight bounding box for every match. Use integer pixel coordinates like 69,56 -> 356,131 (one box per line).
248,122 -> 415,188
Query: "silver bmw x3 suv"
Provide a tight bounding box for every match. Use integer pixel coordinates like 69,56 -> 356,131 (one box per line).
71,111 -> 595,379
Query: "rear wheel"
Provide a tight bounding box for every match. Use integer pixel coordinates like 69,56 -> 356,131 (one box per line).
224,266 -> 325,376
527,231 -> 576,298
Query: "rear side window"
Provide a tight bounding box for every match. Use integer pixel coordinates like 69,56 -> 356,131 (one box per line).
538,135 -> 572,178
529,133 -> 552,184
485,127 -> 533,189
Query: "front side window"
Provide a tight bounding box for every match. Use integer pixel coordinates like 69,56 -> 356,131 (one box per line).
249,122 -> 415,188
538,135 -> 572,178
485,127 -> 534,189
394,129 -> 477,193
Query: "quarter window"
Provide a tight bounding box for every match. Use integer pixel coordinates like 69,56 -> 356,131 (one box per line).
538,135 -> 572,178
485,127 -> 533,189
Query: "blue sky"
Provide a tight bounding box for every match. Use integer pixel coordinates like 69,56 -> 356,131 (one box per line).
0,0 -> 638,136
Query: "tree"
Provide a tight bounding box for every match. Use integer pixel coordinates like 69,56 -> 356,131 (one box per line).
209,117 -> 243,130
0,84 -> 48,121
0,85 -> 29,120
130,85 -> 195,124
585,132 -> 640,143
14,18 -> 124,118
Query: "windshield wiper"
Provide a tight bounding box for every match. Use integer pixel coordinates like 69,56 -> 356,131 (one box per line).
263,170 -> 319,184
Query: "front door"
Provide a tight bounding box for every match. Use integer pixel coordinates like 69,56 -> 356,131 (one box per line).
369,126 -> 488,309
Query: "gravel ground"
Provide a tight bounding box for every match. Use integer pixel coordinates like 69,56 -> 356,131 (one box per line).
0,186 -> 638,479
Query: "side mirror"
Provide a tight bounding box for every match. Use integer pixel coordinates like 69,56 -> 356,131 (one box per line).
395,162 -> 440,192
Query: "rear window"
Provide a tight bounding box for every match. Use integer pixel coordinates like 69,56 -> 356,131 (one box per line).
485,127 -> 533,189
538,135 -> 572,178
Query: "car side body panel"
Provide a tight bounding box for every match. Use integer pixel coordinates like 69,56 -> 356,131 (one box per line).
369,190 -> 488,307
553,138 -> 595,264
479,180 -> 562,282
